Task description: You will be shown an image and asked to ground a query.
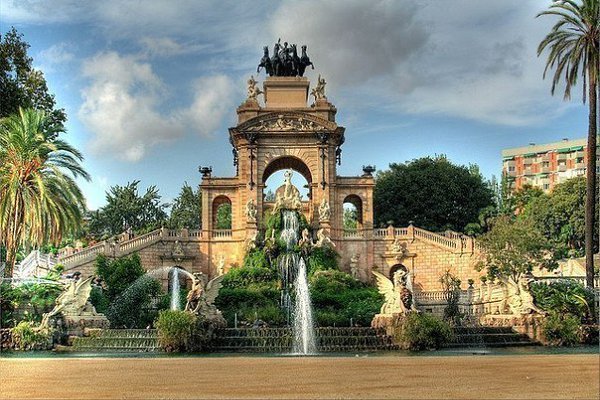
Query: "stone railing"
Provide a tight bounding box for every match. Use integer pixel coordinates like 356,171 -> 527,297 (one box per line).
412,227 -> 459,250
342,229 -> 364,239
14,250 -> 57,279
212,229 -> 233,239
118,229 -> 163,253
59,228 -> 205,270
59,242 -> 108,267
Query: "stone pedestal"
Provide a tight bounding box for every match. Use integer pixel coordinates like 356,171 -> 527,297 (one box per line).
263,77 -> 309,108
62,314 -> 110,337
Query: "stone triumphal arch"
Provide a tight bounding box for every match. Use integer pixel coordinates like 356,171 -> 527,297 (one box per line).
58,73 -> 481,292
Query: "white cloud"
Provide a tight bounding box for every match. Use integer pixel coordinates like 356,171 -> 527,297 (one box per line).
267,0 -> 571,126
38,42 -> 74,65
182,75 -> 236,136
78,51 -> 236,161
79,51 -> 184,162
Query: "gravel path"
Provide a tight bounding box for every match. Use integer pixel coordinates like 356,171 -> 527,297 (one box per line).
1,354 -> 598,399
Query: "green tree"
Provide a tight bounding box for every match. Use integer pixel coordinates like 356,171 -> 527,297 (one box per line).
215,203 -> 232,229
169,182 -> 201,229
0,108 -> 89,277
502,184 -> 545,215
476,216 -> 557,283
373,156 -> 494,231
88,181 -> 168,239
524,177 -> 597,257
537,0 -> 599,288
343,207 -> 359,230
0,28 -> 66,137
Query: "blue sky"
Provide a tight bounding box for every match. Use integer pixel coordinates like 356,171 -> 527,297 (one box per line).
1,0 -> 589,209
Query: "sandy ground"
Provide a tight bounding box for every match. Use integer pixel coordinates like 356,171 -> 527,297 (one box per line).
0,354 -> 598,399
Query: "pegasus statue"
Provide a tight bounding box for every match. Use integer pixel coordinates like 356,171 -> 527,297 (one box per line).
40,276 -> 100,328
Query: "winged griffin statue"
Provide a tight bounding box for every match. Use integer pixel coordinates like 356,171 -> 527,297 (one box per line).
40,276 -> 101,328
185,274 -> 226,324
372,270 -> 417,315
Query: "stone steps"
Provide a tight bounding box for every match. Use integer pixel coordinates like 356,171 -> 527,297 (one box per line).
445,326 -> 536,348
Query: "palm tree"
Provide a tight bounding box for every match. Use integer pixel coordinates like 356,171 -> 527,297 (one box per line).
0,108 -> 90,277
537,0 -> 599,289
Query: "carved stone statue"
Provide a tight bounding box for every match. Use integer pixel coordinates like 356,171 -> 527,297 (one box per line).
298,228 -> 313,248
40,276 -> 107,329
373,270 -> 417,315
505,274 -> 544,315
318,198 -> 331,222
311,74 -> 327,101
216,255 -> 225,276
349,254 -> 360,279
272,170 -> 302,213
315,228 -> 335,248
245,198 -> 257,223
185,273 -> 226,327
246,75 -> 263,101
244,231 -> 259,253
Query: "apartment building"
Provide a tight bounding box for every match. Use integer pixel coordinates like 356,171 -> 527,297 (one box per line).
502,137 -> 599,193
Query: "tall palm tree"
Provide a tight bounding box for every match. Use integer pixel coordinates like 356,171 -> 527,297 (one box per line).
538,0 -> 599,289
0,108 -> 90,277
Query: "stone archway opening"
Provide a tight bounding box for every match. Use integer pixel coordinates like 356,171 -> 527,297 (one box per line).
343,194 -> 363,230
212,195 -> 232,229
262,156 -> 312,216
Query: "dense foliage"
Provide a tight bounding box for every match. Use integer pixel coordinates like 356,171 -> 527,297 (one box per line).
88,181 -> 168,239
10,321 -> 51,350
0,108 -> 89,276
309,270 -> 382,327
439,270 -> 462,325
215,203 -> 232,230
0,28 -> 66,136
374,156 -> 494,231
155,310 -> 197,352
542,312 -> 582,346
397,312 -> 453,350
530,280 -> 595,323
0,270 -> 62,327
94,253 -> 167,328
476,216 -> 557,282
168,182 -> 201,230
522,177 -> 597,257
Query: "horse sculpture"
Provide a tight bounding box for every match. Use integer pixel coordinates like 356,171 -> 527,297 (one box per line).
271,42 -> 282,77
299,45 -> 314,76
258,41 -> 314,77
257,46 -> 272,76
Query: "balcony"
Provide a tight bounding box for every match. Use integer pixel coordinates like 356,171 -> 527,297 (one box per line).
575,162 -> 585,169
523,168 -> 535,176
212,229 -> 232,239
557,153 -> 569,161
558,164 -> 567,172
540,166 -> 550,173
522,158 -> 533,165
575,150 -> 585,158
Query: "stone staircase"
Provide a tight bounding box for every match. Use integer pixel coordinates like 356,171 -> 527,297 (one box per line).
445,326 -> 536,348
212,327 -> 398,353
70,329 -> 159,352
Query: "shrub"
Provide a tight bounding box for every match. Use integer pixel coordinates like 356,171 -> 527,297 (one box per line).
399,312 -> 453,350
307,246 -> 340,275
155,310 -> 197,352
89,286 -> 109,315
530,280 -> 594,322
11,321 -> 51,350
542,311 -> 581,346
309,270 -> 383,326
